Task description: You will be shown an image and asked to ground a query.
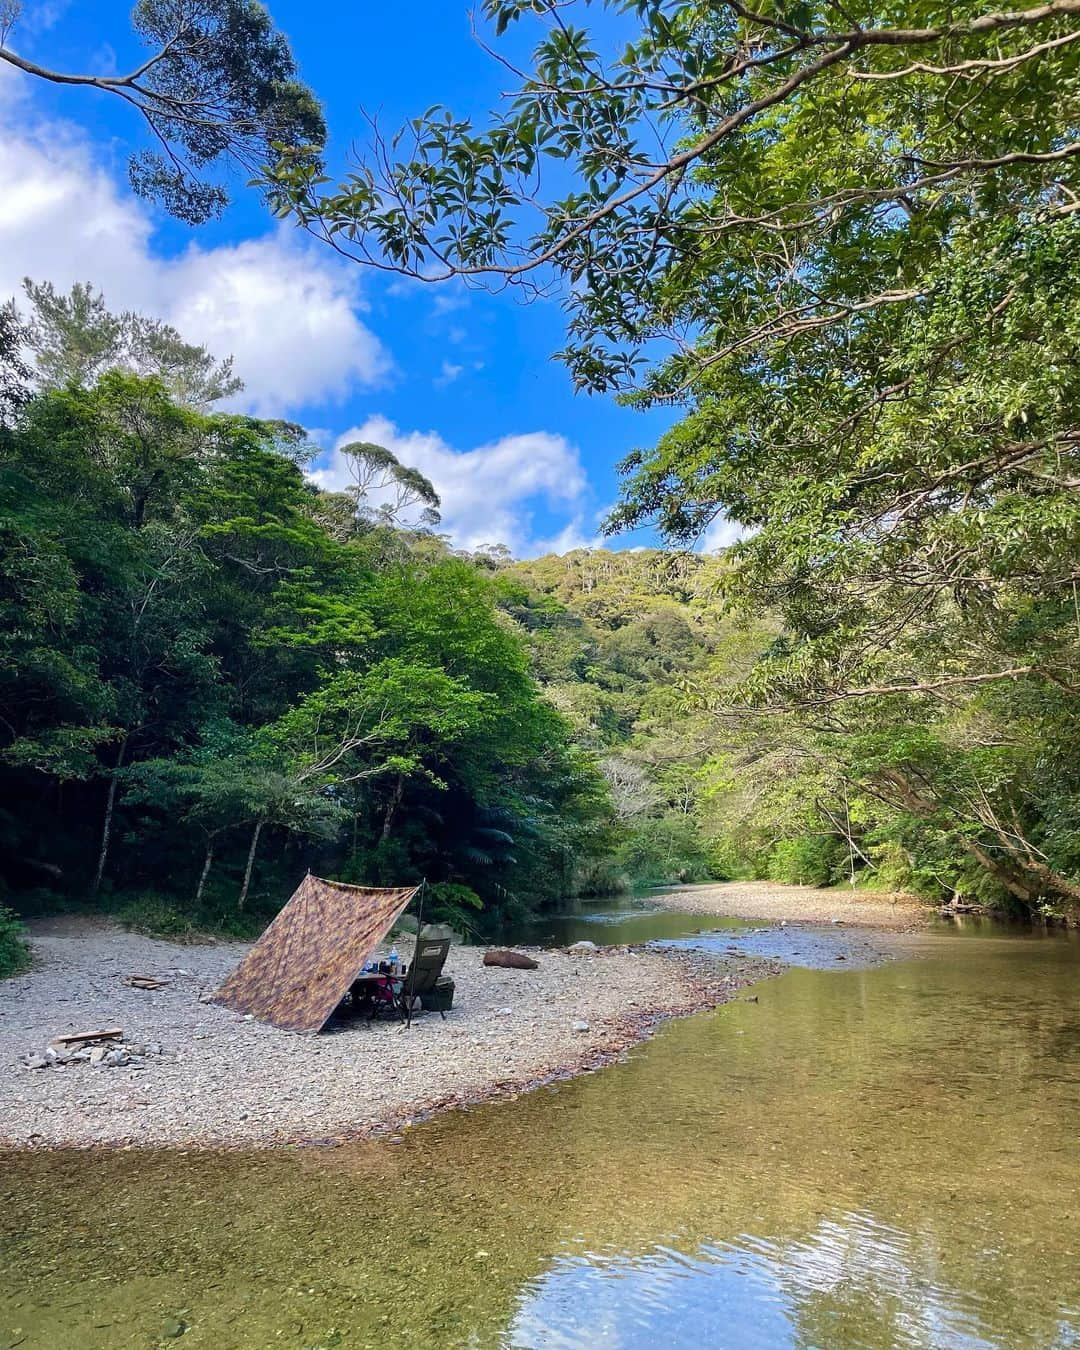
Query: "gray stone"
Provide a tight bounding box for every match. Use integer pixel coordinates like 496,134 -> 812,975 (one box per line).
571,1019 -> 590,1033
23,1053 -> 48,1069
567,941 -> 598,954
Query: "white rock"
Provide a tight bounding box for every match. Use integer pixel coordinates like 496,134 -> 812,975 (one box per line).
571,1020 -> 590,1033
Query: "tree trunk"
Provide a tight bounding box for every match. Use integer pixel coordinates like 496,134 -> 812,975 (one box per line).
195,840 -> 215,906
92,733 -> 128,895
875,768 -> 1076,907
380,775 -> 405,843
238,818 -> 264,909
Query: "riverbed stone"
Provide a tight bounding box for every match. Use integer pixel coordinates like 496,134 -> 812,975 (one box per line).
0,916 -> 779,1148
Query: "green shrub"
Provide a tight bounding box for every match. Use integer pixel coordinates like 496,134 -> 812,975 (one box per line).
765,835 -> 846,887
424,882 -> 484,935
704,837 -> 748,882
574,857 -> 631,897
0,904 -> 31,978
619,815 -> 713,885
109,891 -> 268,942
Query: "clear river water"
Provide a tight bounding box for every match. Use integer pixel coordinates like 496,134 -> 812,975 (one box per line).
2,899 -> 1079,1349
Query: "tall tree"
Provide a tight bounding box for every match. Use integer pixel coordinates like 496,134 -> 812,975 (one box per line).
264,0 -> 1080,913
265,0 -> 1080,388
6,280 -> 242,408
0,0 -> 325,223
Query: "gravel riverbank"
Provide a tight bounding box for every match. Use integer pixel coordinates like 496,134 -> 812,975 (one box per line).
0,916 -> 777,1150
650,881 -> 928,930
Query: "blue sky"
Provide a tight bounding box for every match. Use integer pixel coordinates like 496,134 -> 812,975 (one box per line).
0,1 -> 708,555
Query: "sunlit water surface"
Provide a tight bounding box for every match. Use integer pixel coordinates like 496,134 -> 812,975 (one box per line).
2,909 -> 1079,1349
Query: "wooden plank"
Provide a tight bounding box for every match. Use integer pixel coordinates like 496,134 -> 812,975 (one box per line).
52,1027 -> 123,1045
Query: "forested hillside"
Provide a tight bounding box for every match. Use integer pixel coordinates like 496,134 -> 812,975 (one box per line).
500,545 -> 1080,919
280,0 -> 1080,924
3,277 -> 1077,944
498,550 -> 763,889
0,290 -> 612,940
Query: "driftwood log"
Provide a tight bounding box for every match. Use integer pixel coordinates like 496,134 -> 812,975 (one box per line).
483,948 -> 539,970
52,1027 -> 123,1045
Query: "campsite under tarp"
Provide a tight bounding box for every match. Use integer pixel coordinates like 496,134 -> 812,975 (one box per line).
211,873 -> 420,1033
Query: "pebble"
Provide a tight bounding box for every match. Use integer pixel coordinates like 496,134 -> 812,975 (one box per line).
2,921 -> 775,1147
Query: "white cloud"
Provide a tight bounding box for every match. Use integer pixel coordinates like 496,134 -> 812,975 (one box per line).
310,414 -> 589,556
698,514 -> 752,552
530,517 -> 601,556
0,111 -> 390,416
16,1 -> 73,38
434,360 -> 464,387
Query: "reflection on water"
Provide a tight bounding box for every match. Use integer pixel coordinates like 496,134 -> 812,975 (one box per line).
2,923 -> 1079,1348
495,894 -> 759,947
511,1213 -> 1008,1350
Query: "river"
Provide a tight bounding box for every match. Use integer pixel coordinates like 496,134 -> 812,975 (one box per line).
1,901 -> 1079,1348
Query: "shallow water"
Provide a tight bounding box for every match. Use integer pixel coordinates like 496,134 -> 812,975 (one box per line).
494,893 -> 761,947
2,917 -> 1079,1349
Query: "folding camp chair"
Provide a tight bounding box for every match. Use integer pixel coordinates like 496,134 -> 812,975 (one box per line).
395,937 -> 451,1027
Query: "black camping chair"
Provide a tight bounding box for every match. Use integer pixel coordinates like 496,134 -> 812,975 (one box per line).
395,937 -> 451,1027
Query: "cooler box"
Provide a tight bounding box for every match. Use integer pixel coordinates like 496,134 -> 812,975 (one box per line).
420,975 -> 455,1013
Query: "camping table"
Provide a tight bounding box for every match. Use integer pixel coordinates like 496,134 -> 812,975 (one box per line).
350,972 -> 403,1019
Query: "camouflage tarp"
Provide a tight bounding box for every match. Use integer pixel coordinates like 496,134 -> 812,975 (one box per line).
211,873 -> 420,1033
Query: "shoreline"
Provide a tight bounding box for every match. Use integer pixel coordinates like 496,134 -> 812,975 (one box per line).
647,880 -> 929,931
0,916 -> 779,1152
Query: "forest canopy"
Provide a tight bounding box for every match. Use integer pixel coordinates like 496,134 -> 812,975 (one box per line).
259,0 -> 1079,919
1,0 -> 1077,931
0,292 -> 614,935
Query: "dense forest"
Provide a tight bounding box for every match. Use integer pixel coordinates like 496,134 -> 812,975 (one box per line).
2,0 -> 1079,965
1,275 -> 1078,961
0,289 -> 616,945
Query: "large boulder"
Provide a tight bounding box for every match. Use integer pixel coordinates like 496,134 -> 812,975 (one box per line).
483,948 -> 539,970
